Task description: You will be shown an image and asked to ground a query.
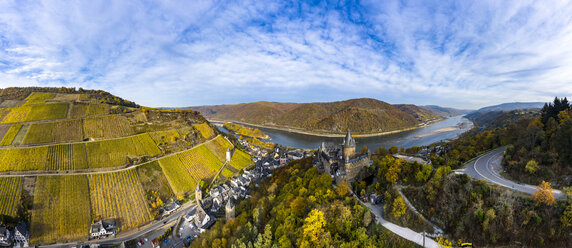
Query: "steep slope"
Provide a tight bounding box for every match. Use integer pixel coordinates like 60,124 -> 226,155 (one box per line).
191,98 -> 439,134
421,105 -> 471,117
474,102 -> 544,113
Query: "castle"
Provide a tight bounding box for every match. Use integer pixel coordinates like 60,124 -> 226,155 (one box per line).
317,130 -> 371,183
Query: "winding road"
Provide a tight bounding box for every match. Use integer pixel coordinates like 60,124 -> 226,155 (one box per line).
463,147 -> 566,200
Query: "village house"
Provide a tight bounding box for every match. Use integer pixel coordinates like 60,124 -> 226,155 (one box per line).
163,201 -> 180,216
90,219 -> 116,239
12,222 -> 29,248
0,225 -> 10,247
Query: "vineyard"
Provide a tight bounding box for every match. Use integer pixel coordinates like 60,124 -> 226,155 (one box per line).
0,146 -> 48,171
0,177 -> 22,217
205,136 -> 234,162
137,161 -> 175,208
0,124 -> 22,146
83,115 -> 133,139
1,102 -> 68,123
88,170 -> 153,231
194,123 -> 215,139
25,92 -> 56,101
149,129 -> 181,145
69,103 -> 109,119
229,149 -> 252,170
86,133 -> 161,168
221,168 -> 234,178
158,155 -> 193,197
23,120 -> 83,144
30,175 -> 91,244
45,143 -> 88,170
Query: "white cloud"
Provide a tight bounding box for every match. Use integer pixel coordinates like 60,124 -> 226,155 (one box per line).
0,0 -> 571,108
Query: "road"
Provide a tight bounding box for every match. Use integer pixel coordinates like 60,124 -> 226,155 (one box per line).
463,147 -> 566,200
363,201 -> 440,248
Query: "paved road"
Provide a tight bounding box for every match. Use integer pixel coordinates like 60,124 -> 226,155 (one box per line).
363,201 -> 440,248
463,147 -> 566,200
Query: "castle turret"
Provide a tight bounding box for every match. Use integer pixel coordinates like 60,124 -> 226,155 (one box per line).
342,129 -> 356,161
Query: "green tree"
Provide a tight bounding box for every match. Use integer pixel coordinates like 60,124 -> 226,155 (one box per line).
561,204 -> 572,228
254,224 -> 273,248
360,145 -> 368,155
390,146 -> 398,154
525,160 -> 539,174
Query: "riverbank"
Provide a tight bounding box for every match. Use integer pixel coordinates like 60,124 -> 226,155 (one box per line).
209,118 -> 446,138
413,126 -> 459,139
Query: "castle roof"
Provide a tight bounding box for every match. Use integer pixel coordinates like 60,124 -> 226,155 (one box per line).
343,129 -> 356,148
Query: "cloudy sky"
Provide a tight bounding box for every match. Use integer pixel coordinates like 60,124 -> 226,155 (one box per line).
1,0 -> 571,109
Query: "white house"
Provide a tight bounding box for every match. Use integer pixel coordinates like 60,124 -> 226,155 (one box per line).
13,222 -> 29,248
0,226 -> 10,246
90,219 -> 116,239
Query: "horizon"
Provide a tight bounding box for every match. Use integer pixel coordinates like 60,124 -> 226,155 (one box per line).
1,1 -> 572,109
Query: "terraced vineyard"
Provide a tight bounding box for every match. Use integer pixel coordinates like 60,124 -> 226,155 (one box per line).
46,143 -> 88,170
31,175 -> 91,244
0,146 -> 48,171
229,149 -> 252,170
69,103 -> 109,119
88,170 -> 152,231
83,115 -> 133,139
1,102 -> 68,123
86,133 -> 161,168
194,123 -> 215,139
149,129 -> 181,145
0,124 -> 22,145
23,120 -> 83,144
205,136 -> 234,162
0,177 -> 22,217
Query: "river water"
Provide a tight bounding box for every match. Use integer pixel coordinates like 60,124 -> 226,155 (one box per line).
215,115 -> 473,150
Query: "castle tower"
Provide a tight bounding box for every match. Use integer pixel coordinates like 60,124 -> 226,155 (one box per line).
195,184 -> 202,204
342,129 -> 356,161
226,148 -> 232,162
225,200 -> 235,221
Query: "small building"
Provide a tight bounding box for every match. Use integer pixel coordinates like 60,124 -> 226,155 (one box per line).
369,194 -> 383,204
163,201 -> 180,216
90,219 -> 116,239
225,200 -> 235,221
0,225 -> 10,246
13,222 -> 29,248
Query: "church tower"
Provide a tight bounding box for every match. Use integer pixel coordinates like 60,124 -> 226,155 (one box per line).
195,184 -> 202,204
342,129 -> 356,161
225,199 -> 235,221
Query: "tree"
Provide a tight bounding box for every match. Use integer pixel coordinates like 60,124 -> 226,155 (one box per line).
561,204 -> 572,228
525,160 -> 539,174
389,146 -> 398,154
385,159 -> 402,184
360,145 -> 368,155
392,196 -> 407,218
336,181 -> 351,198
254,224 -> 273,248
531,181 -> 556,206
378,147 -> 388,156
302,209 -> 326,244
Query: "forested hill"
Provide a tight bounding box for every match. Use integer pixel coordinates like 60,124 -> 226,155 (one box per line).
190,98 -> 441,135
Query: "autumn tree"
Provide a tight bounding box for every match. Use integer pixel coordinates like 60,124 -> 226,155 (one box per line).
336,181 -> 351,198
301,209 -> 326,247
531,181 -> 556,206
385,159 -> 402,184
525,160 -> 539,174
392,196 -> 407,218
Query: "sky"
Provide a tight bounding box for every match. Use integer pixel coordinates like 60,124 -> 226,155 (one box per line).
1,0 -> 571,109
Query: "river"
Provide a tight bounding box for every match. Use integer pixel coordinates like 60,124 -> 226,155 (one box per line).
215,115 -> 473,150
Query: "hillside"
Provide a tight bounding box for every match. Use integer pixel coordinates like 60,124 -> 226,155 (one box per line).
191,98 -> 441,135
0,87 -> 252,245
473,102 -> 544,113
421,105 -> 471,117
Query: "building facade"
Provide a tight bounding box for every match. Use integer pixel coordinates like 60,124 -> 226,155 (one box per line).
317,130 -> 371,183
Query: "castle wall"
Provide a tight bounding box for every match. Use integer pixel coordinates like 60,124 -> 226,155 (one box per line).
344,157 -> 370,182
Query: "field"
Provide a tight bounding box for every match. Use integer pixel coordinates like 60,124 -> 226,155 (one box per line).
0,124 -> 22,146
205,136 -> 233,162
30,175 -> 91,244
23,120 -> 83,144
88,170 -> 152,231
0,146 -> 48,171
0,177 -> 22,217
25,92 -> 56,101
0,125 -> 10,141
221,168 -> 234,178
45,143 -> 88,170
158,144 -> 222,197
194,123 -> 215,139
86,133 -> 161,168
229,149 -> 252,171
137,161 -> 175,207
83,115 -> 133,139
149,129 -> 181,145
69,103 -> 109,119
53,93 -> 82,101
1,103 -> 68,123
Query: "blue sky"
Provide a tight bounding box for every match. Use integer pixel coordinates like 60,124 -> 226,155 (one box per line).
1,0 -> 571,109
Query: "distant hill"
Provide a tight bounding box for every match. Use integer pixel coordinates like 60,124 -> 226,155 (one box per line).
474,102 -> 544,113
190,98 -> 441,135
421,105 -> 472,117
